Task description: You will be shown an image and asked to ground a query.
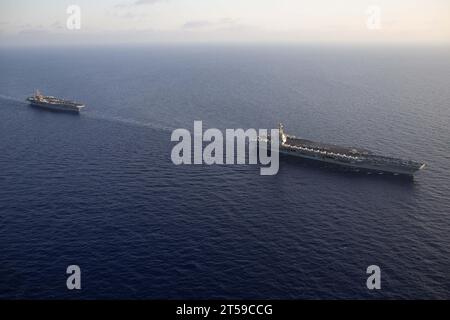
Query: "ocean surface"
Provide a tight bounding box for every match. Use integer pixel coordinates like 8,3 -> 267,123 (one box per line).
0,45 -> 449,299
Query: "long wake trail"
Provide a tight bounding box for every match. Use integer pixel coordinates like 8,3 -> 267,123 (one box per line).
0,93 -> 176,133
0,93 -> 28,105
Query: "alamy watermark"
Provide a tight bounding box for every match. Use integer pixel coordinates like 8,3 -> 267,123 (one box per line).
366,5 -> 382,30
66,265 -> 81,290
63,263 -> 381,291
66,5 -> 81,30
366,265 -> 381,290
170,121 -> 280,175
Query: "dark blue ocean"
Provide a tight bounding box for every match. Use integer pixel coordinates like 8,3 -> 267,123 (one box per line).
0,45 -> 449,299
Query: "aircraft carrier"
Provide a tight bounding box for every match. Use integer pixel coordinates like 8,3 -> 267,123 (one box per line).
266,123 -> 425,175
26,90 -> 85,113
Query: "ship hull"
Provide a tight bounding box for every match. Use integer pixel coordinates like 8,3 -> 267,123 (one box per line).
278,148 -> 422,175
258,123 -> 425,176
28,101 -> 84,113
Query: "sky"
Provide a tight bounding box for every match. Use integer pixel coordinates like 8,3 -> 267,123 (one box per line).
0,0 -> 449,46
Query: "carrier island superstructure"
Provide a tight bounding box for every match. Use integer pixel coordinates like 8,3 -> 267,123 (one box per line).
265,123 -> 425,175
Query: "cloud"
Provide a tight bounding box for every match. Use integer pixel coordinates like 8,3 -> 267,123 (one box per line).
50,21 -> 64,30
18,29 -> 50,36
134,0 -> 165,4
120,12 -> 139,19
115,0 -> 165,8
182,18 -> 239,30
182,20 -> 213,29
106,7 -> 147,20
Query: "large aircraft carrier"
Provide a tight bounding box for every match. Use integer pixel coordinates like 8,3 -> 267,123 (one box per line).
26,90 -> 85,113
269,123 -> 425,175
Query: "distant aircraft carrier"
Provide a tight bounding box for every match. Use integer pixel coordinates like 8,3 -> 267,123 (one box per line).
264,123 -> 425,175
27,90 -> 85,113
